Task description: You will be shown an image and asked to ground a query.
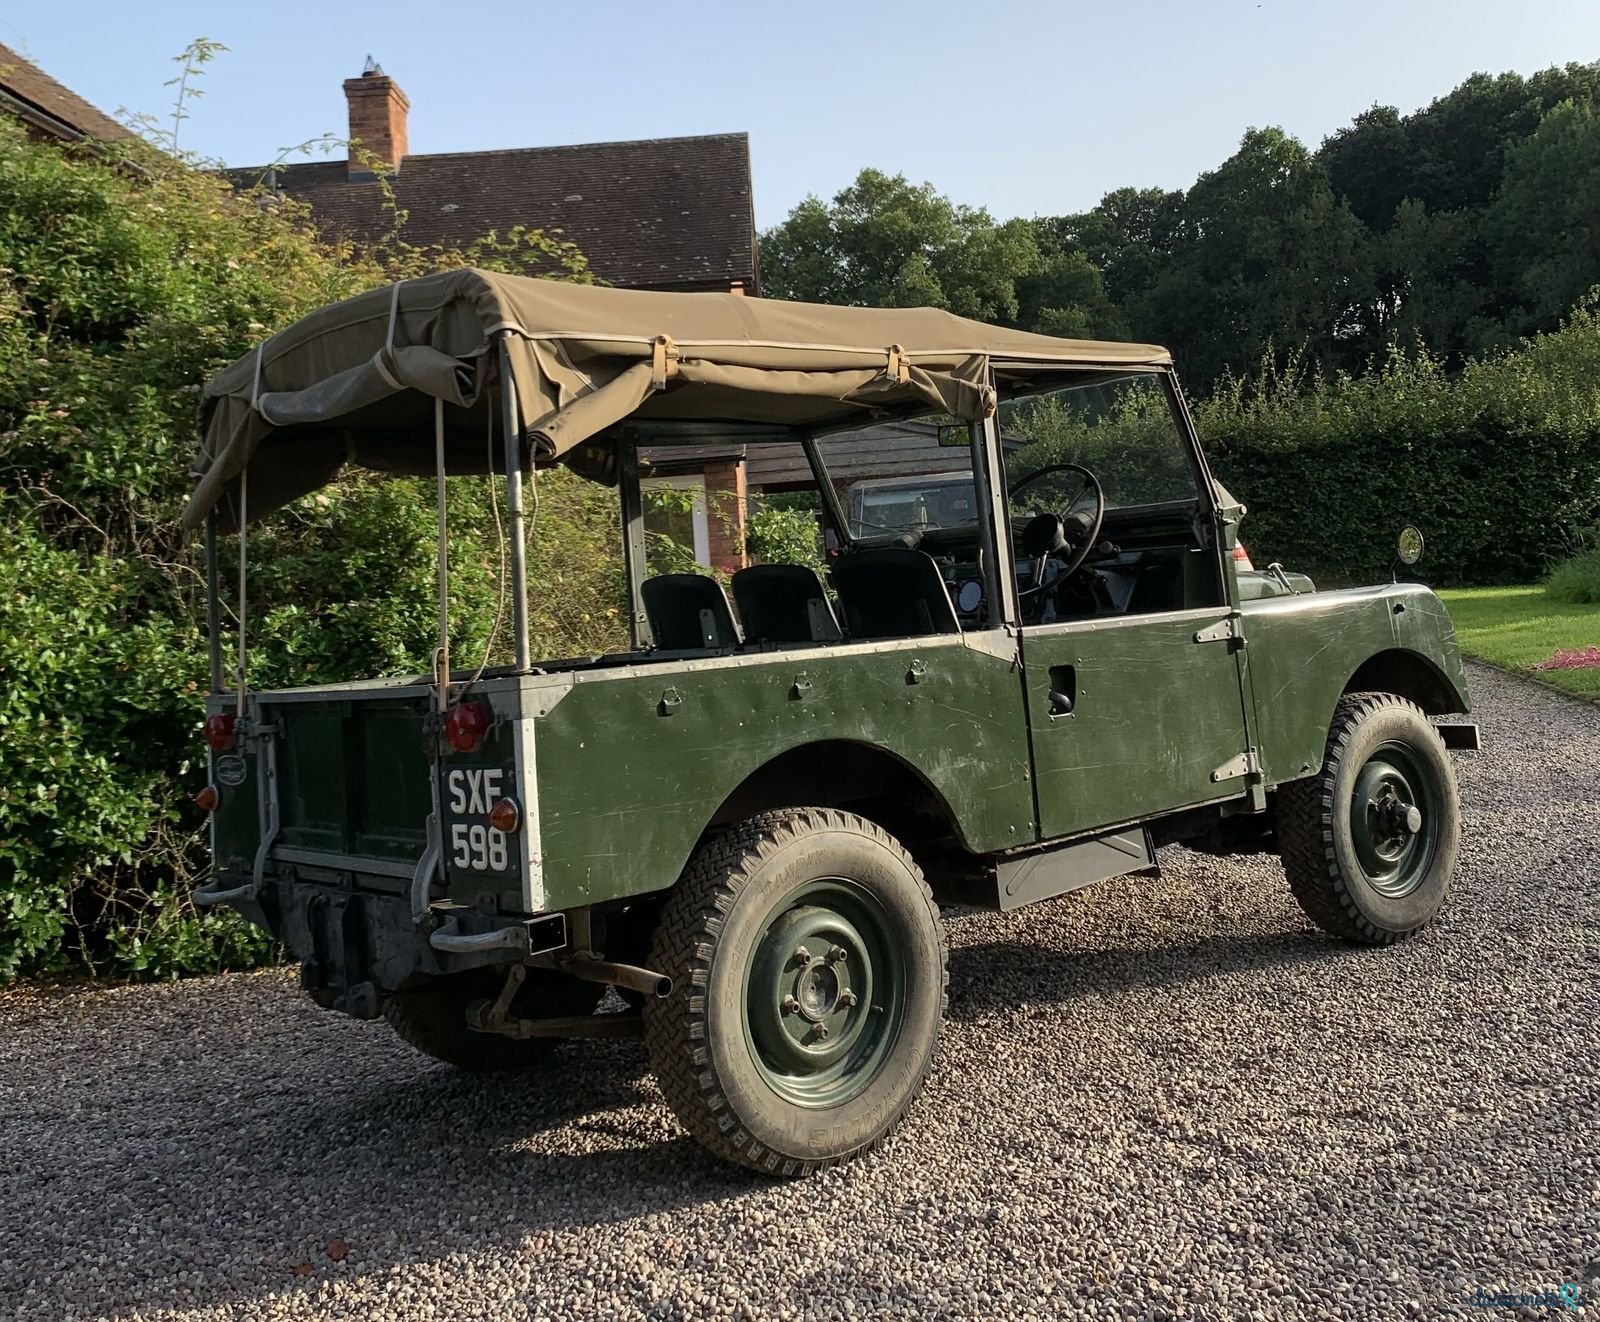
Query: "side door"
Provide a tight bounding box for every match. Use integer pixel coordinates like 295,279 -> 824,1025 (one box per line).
1021,605 -> 1251,839
1001,371 -> 1254,841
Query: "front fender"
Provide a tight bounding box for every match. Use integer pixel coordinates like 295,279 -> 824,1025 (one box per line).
1242,583 -> 1470,788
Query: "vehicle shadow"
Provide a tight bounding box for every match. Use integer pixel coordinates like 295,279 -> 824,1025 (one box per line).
28,925 -> 1353,1320
946,924 -> 1347,1020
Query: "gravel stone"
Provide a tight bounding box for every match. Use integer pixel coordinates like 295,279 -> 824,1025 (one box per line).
2,663 -> 1596,1320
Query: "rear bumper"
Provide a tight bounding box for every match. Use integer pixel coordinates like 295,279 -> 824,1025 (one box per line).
202,869 -> 560,1004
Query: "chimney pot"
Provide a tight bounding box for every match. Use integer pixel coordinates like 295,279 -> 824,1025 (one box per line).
343,63 -> 408,178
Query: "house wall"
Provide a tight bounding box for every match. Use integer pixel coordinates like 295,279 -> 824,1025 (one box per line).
702,459 -> 748,574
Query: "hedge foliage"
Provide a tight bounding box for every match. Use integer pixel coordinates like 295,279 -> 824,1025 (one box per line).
0,120 -> 616,981
1199,305 -> 1600,586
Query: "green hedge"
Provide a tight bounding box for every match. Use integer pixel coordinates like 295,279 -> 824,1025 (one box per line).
0,122 -> 617,982
1199,306 -> 1600,586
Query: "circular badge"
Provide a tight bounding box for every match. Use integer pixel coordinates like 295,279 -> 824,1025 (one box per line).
215,755 -> 248,787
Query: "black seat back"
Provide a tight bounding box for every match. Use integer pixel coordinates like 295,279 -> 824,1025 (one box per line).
830,548 -> 960,640
641,574 -> 741,650
731,564 -> 842,645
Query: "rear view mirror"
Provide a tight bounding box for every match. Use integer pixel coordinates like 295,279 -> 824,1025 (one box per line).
1396,526 -> 1424,566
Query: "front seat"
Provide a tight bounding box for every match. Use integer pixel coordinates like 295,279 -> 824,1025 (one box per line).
830,547 -> 960,640
731,564 -> 842,645
641,574 -> 741,650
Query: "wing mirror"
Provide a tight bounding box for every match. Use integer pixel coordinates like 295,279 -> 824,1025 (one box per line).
1394,526 -> 1424,581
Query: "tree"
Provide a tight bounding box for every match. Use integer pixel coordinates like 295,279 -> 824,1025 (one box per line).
760,170 -> 1034,322
1485,99 -> 1600,337
1133,128 -> 1372,389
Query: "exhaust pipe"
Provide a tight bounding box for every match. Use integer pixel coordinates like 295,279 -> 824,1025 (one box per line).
561,955 -> 672,999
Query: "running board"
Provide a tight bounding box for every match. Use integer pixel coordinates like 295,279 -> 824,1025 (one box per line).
930,827 -> 1157,912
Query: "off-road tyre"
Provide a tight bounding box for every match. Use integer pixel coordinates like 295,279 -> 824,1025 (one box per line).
384,967 -> 606,1072
1279,691 -> 1461,946
645,808 -> 947,1177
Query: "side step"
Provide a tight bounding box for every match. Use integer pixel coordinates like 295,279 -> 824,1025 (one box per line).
930,826 -> 1157,912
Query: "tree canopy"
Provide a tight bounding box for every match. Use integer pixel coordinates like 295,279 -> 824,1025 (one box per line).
760,60 -> 1600,394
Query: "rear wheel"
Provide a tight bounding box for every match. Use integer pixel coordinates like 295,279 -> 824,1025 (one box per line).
384,967 -> 605,1072
1278,691 -> 1461,945
645,808 -> 947,1176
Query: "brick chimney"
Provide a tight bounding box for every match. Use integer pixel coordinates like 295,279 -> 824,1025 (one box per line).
343,58 -> 408,178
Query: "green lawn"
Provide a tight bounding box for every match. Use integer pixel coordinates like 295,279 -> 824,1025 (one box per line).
1438,586 -> 1600,697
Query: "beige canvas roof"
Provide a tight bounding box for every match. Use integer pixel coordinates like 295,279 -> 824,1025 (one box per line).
184,268 -> 1172,530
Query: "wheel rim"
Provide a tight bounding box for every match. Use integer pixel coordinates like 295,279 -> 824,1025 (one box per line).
741,878 -> 904,1108
1350,741 -> 1440,898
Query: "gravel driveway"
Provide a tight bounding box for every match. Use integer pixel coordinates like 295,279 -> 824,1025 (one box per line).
4,664 -> 1597,1321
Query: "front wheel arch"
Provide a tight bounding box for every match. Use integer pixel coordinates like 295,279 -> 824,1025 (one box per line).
1343,648 -> 1466,717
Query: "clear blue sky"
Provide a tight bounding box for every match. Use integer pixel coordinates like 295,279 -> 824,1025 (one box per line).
6,0 -> 1598,228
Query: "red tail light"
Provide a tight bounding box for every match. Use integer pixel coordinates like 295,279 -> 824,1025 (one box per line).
195,785 -> 220,813
203,712 -> 237,752
444,701 -> 492,753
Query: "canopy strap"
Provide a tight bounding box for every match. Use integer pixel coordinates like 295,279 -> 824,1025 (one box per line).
885,344 -> 910,385
650,334 -> 680,390
373,281 -> 406,389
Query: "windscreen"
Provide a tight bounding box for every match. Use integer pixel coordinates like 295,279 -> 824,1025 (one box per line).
1001,373 -> 1198,513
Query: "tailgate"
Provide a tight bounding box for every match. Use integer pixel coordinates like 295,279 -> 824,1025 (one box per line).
260,690 -> 434,879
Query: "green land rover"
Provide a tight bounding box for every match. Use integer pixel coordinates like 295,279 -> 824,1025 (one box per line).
185,271 -> 1478,1175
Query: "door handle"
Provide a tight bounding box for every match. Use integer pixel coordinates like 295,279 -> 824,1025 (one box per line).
1047,690 -> 1074,717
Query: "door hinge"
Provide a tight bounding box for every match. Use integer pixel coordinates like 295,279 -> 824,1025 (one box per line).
1210,748 -> 1262,784
1194,614 -> 1244,646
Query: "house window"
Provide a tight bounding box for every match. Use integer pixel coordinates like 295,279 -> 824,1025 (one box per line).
642,475 -> 710,574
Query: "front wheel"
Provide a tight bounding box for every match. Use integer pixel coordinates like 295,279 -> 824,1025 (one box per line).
1278,691 -> 1462,945
645,808 -> 947,1176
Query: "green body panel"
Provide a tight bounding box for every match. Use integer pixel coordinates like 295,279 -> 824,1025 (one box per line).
529,634 -> 1034,909
1019,607 -> 1252,837
205,590 -> 1467,925
1241,583 -> 1470,787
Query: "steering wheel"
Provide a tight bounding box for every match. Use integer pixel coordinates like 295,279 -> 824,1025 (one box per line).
1009,462 -> 1107,589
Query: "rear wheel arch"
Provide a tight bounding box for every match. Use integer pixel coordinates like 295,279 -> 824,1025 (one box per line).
708,739 -> 970,858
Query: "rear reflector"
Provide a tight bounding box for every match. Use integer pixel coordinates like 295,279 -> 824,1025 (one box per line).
195,785 -> 220,813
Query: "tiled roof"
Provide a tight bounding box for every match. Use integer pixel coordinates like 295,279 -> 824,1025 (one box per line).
233,132 -> 757,292
0,43 -> 131,142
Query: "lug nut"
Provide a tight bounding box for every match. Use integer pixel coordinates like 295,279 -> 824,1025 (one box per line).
827,945 -> 848,964
793,945 -> 812,965
838,989 -> 858,1008
781,996 -> 800,1016
813,1024 -> 829,1041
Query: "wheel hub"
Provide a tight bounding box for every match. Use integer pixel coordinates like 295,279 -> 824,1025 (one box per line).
1350,744 -> 1439,898
742,882 -> 902,1108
